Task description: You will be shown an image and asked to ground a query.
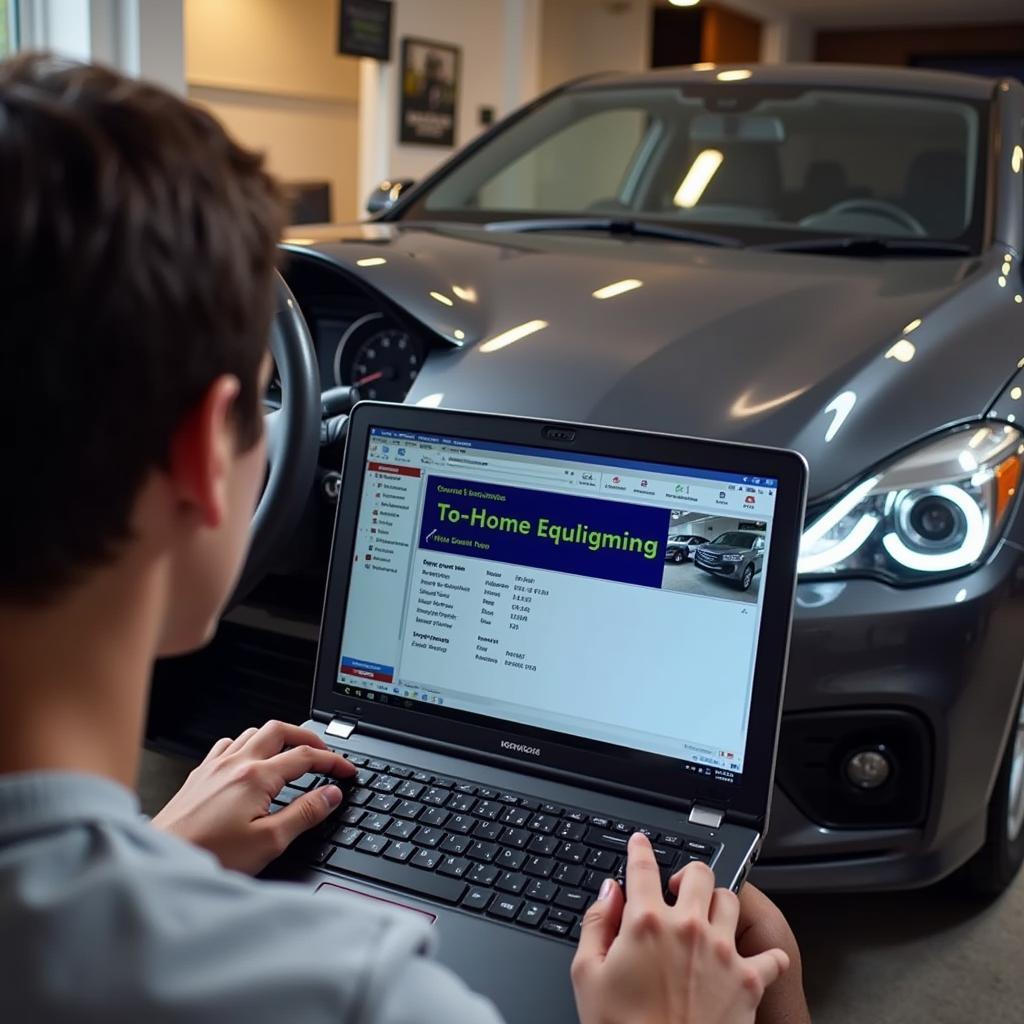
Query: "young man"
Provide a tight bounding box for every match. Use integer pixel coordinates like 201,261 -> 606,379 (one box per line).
0,53 -> 811,1024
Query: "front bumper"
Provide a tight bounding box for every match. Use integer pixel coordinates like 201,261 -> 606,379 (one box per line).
753,538 -> 1024,892
695,558 -> 742,578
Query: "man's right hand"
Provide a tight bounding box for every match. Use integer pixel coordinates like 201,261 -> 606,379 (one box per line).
571,833 -> 790,1024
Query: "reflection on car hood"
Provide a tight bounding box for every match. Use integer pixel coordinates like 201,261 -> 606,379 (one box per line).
299,223 -> 1019,499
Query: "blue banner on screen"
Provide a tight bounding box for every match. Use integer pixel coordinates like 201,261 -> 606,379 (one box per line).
418,476 -> 670,588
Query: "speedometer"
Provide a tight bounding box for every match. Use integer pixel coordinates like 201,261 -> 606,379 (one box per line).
334,315 -> 423,402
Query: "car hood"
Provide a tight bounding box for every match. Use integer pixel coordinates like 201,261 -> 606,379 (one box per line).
701,544 -> 753,556
302,223 -> 1016,499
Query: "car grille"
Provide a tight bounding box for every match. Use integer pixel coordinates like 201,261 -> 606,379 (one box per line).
696,550 -> 721,566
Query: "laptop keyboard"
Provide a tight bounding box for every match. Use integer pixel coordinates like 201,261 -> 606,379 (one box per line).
272,752 -> 721,944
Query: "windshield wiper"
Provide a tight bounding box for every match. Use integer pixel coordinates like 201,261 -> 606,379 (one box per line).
482,217 -> 743,249
755,236 -> 973,257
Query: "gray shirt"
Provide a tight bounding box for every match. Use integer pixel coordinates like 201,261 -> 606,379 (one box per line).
0,772 -> 504,1023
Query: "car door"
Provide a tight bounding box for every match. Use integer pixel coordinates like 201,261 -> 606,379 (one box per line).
753,535 -> 766,572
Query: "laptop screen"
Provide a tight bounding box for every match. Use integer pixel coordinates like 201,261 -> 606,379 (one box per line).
333,427 -> 781,786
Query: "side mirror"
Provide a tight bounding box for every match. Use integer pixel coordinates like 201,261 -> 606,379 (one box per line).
366,178 -> 416,215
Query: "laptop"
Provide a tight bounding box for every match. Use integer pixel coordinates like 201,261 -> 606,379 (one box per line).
271,402 -> 807,1022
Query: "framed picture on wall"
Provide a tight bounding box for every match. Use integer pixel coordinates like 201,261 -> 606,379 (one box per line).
399,37 -> 460,147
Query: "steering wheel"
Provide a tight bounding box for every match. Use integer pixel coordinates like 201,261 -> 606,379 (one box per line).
806,198 -> 927,237
232,272 -> 321,602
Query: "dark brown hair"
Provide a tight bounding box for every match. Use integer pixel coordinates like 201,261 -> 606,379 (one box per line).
0,53 -> 285,601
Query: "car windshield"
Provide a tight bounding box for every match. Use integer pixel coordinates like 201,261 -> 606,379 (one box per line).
406,83 -> 986,249
714,532 -> 758,548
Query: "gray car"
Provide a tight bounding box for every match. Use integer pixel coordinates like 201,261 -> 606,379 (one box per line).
694,531 -> 766,590
150,63 -> 1024,896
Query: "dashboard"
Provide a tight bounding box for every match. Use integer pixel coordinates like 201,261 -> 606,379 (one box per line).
279,251 -> 433,405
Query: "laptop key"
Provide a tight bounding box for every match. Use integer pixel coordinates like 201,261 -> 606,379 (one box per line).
660,833 -> 682,847
586,828 -> 629,852
541,920 -> 570,938
468,841 -> 499,863
412,771 -> 432,783
554,889 -> 589,912
454,782 -> 477,795
525,879 -> 558,903
495,872 -> 527,895
487,896 -> 523,921
525,856 -> 555,878
339,806 -> 365,826
501,827 -> 530,849
472,819 -> 502,840
385,819 -> 417,840
410,848 -> 442,871
370,777 -> 399,794
389,766 -> 412,779
468,863 -> 500,886
367,760 -> 389,772
566,810 -> 587,823
355,770 -> 375,787
527,835 -> 558,856
477,788 -> 498,799
367,794 -> 397,813
684,840 -> 715,856
500,806 -> 530,828
414,826 -> 444,847
556,842 -> 587,864
384,841 -> 415,863
333,826 -> 362,848
395,800 -> 424,820
528,814 -> 558,834
395,781 -> 424,800
356,833 -> 388,855
419,807 -> 449,828
556,821 -> 586,841
498,793 -> 520,805
290,772 -> 319,791
475,800 -> 503,821
553,864 -> 585,886
586,849 -> 618,871
549,908 -> 577,925
437,856 -> 470,879
496,848 -> 527,871
432,776 -> 456,788
447,793 -> 476,813
590,817 -> 611,828
348,788 -> 373,807
518,902 -> 547,928
344,755 -> 368,767
361,813 -> 392,833
581,870 -> 604,893
462,887 -> 492,912
440,835 -> 471,855
447,814 -> 475,834
422,787 -> 449,806
323,850 -> 471,906
570,919 -> 582,942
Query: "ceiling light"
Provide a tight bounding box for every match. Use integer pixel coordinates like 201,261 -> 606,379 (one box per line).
716,69 -> 752,82
479,320 -> 548,353
592,279 -> 643,300
429,291 -> 454,306
282,237 -> 317,246
673,149 -> 723,208
452,285 -> 477,302
902,318 -> 922,334
356,257 -> 387,267
885,339 -> 916,363
691,62 -> 716,71
669,0 -> 700,6
1013,145 -> 1023,174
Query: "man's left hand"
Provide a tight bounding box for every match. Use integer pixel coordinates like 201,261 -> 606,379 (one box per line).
152,720 -> 355,874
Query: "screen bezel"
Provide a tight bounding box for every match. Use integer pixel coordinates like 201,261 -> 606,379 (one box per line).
312,402 -> 808,824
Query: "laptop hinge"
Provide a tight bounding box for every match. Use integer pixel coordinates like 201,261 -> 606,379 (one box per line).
689,804 -> 724,829
325,716 -> 357,740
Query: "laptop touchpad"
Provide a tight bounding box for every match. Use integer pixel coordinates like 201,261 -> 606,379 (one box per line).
314,882 -> 438,923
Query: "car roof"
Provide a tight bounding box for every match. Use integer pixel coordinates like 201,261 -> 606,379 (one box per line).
566,62 -> 1000,102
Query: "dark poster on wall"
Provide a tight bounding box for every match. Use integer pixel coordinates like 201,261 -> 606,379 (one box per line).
338,0 -> 392,61
399,37 -> 460,147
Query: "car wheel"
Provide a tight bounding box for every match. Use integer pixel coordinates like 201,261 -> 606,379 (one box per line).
672,551 -> 684,563
961,687 -> 1024,897
739,565 -> 754,591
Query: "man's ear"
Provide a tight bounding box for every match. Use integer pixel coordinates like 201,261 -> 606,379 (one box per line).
168,375 -> 242,528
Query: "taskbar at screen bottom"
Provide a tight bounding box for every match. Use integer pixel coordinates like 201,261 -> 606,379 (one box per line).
333,678 -> 743,785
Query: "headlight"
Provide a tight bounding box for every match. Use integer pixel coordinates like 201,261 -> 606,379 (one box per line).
799,424 -> 1022,582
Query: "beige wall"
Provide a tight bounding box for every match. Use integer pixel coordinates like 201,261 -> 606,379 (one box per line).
185,0 -> 361,221
540,0 -> 650,91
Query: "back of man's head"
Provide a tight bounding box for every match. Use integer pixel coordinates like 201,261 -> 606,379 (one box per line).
0,53 -> 284,603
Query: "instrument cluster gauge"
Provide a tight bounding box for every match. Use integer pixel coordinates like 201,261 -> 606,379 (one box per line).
333,312 -> 424,402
